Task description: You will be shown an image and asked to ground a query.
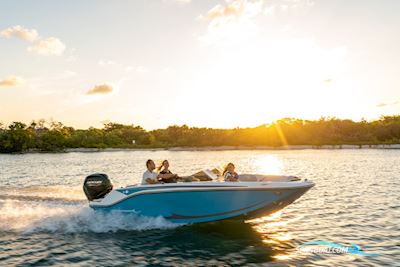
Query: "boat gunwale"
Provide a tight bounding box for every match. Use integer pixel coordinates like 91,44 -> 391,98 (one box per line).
90,181 -> 315,208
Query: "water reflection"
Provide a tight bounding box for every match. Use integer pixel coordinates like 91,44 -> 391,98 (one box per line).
249,211 -> 298,262
254,155 -> 284,174
76,220 -> 277,265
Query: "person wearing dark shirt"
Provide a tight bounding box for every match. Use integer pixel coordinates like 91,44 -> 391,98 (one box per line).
157,160 -> 178,183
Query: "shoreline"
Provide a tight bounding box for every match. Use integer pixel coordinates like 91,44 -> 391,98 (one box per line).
31,144 -> 400,153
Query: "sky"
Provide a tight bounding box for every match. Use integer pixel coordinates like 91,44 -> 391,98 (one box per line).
0,0 -> 399,129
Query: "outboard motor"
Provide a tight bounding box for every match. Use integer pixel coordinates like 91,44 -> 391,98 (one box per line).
83,173 -> 113,201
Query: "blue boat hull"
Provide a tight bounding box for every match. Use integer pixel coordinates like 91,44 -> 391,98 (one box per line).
91,187 -> 311,224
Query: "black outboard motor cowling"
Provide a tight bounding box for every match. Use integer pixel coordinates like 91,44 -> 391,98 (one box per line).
83,173 -> 113,201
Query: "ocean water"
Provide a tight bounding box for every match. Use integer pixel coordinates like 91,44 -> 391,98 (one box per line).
0,149 -> 399,266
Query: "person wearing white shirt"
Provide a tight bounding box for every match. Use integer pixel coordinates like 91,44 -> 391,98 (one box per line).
142,159 -> 160,184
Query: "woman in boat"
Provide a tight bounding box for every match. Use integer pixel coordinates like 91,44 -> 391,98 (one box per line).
223,163 -> 239,182
157,160 -> 178,183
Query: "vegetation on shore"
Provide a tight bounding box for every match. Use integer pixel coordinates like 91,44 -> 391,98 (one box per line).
0,116 -> 399,153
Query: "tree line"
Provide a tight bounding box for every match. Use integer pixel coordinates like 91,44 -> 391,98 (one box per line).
0,116 -> 399,153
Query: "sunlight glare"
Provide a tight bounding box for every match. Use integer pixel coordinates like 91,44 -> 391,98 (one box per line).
255,155 -> 284,174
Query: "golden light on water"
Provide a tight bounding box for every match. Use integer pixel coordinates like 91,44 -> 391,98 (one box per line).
250,211 -> 299,262
254,155 -> 284,174
247,210 -> 283,224
273,254 -> 294,261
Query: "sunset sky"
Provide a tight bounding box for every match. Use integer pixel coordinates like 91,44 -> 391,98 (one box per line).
0,0 -> 399,129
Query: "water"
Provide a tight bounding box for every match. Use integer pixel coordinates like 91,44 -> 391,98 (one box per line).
0,149 -> 399,266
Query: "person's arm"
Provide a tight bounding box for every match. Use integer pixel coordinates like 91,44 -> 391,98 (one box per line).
225,172 -> 238,182
146,177 -> 159,184
158,173 -> 177,179
224,172 -> 232,181
143,172 -> 159,184
232,172 -> 239,181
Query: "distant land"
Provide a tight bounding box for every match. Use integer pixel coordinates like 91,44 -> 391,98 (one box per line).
0,116 -> 399,153
62,144 -> 400,153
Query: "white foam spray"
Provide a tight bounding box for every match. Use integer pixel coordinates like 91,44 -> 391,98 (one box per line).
0,197 -> 181,234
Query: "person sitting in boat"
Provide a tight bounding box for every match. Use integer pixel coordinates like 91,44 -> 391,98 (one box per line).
157,160 -> 178,183
142,159 -> 178,184
142,159 -> 160,184
223,163 -> 239,182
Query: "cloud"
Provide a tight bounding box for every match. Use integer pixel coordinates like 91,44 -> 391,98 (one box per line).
199,0 -> 315,45
203,0 -> 313,20
1,25 -> 66,56
28,37 -> 66,56
376,100 -> 399,108
199,0 -> 263,45
86,84 -> 113,95
97,60 -> 149,75
206,0 -> 262,20
0,25 -> 38,42
0,76 -> 24,87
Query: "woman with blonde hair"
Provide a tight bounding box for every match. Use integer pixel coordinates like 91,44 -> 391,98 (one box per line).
223,162 -> 239,182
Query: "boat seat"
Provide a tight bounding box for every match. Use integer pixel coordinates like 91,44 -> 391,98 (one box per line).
203,169 -> 219,180
191,169 -> 216,181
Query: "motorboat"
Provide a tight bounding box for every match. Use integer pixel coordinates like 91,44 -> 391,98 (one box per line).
83,171 -> 314,224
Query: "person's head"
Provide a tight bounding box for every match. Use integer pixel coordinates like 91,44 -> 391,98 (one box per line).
146,159 -> 155,171
162,160 -> 169,169
223,163 -> 235,175
157,160 -> 169,171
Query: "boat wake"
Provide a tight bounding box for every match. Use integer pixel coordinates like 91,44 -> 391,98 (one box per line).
0,186 -> 180,234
